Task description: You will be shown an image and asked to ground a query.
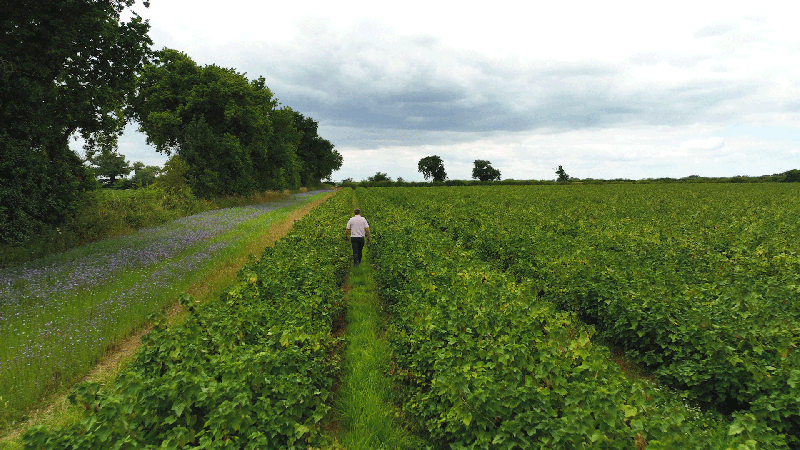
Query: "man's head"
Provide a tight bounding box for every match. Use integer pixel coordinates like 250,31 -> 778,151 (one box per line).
354,208 -> 361,215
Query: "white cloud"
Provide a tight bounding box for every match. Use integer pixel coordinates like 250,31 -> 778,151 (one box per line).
679,137 -> 726,152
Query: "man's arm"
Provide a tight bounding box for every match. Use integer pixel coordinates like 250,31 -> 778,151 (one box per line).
345,227 -> 351,241
365,227 -> 371,243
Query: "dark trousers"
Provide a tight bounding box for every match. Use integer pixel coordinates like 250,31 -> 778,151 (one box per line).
350,237 -> 365,265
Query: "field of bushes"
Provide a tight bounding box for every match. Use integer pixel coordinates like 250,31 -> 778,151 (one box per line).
357,185 -> 797,449
362,184 -> 799,448
8,184 -> 798,449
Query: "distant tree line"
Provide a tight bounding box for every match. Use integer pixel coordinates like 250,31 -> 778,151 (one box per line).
341,170 -> 800,189
344,158 -> 798,188
0,1 -> 340,245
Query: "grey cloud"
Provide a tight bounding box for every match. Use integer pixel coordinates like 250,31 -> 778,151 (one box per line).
535,61 -> 619,78
224,22 -> 778,150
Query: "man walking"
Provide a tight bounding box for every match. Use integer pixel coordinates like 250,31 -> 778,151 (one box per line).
345,208 -> 370,266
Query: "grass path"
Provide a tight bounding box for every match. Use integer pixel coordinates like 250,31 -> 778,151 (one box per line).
335,253 -> 423,449
0,192 -> 334,449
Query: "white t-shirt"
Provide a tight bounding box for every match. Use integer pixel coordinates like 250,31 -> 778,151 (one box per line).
346,215 -> 370,237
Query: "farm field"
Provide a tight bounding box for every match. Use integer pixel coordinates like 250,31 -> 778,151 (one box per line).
359,184 -> 799,448
7,184 -> 798,449
0,190 -> 333,431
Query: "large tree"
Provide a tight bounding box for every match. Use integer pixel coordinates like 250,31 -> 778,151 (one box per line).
418,155 -> 447,182
132,49 -> 311,196
260,106 -> 302,191
472,160 -> 501,181
555,165 -> 570,182
86,148 -> 133,188
0,0 -> 152,244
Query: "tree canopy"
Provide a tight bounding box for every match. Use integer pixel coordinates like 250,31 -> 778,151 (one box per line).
294,112 -> 343,186
781,169 -> 800,182
472,160 -> 501,181
86,148 -> 133,188
126,163 -> 161,189
367,172 -> 392,182
418,155 -> 447,182
0,0 -> 152,244
556,165 -> 570,182
131,49 -> 340,197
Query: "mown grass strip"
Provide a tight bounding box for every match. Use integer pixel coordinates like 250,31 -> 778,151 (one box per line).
337,255 -> 421,450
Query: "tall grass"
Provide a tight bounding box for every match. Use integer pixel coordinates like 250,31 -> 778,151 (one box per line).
0,185 -> 303,268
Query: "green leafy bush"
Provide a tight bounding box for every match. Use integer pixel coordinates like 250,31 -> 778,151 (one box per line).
371,184 -> 799,447
358,187 -> 786,449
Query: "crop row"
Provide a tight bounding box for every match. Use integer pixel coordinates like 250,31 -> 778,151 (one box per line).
21,190 -> 353,449
372,184 -> 800,445
356,187 -> 786,449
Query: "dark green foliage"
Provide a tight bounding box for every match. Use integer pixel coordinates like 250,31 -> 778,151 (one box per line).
259,107 -> 301,191
472,160 -> 501,181
133,51 -> 273,196
0,0 -> 152,244
781,169 -> 800,182
417,155 -> 447,182
86,148 -> 133,188
132,50 -> 335,197
155,155 -> 192,194
556,165 -> 570,182
0,136 -> 95,244
123,162 -> 161,189
367,172 -> 392,182
293,112 -> 343,186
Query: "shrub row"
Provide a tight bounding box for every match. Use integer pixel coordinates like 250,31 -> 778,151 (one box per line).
21,190 -> 352,449
357,187 -> 784,449
374,184 -> 800,446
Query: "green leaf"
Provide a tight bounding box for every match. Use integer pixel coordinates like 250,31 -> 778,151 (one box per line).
294,424 -> 310,437
621,404 -> 637,418
728,422 -> 745,436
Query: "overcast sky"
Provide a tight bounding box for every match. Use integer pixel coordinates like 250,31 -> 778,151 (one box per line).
94,0 -> 800,182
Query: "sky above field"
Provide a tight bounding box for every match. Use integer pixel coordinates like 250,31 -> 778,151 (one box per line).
97,0 -> 800,181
